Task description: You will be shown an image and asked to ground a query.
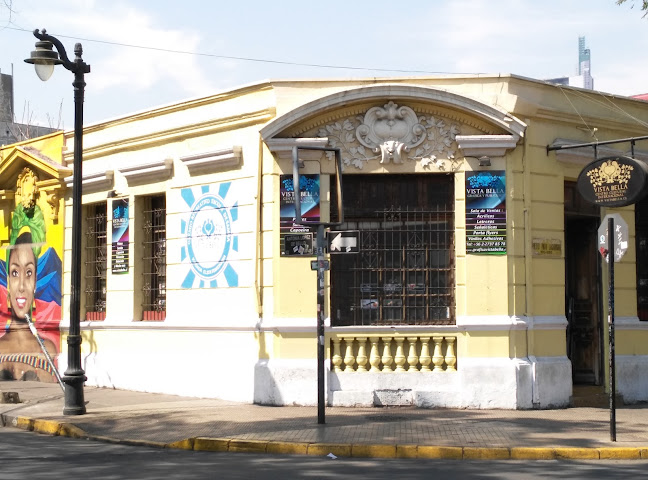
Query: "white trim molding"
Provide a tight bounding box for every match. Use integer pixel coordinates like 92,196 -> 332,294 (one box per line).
455,134 -> 519,157
260,84 -> 527,141
180,146 -> 242,175
119,158 -> 173,184
526,315 -> 568,330
265,137 -> 329,162
64,170 -> 114,193
615,316 -> 648,330
456,315 -> 529,331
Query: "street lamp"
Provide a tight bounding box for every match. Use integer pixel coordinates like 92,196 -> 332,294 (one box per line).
25,29 -> 89,415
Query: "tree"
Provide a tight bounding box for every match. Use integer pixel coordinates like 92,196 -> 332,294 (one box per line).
616,0 -> 648,16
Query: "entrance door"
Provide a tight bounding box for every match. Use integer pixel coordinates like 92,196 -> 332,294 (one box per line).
564,183 -> 602,385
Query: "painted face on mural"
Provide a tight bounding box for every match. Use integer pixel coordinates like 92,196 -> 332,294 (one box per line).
8,234 -> 36,322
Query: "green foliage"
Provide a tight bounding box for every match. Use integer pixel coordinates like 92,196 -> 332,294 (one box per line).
616,0 -> 648,16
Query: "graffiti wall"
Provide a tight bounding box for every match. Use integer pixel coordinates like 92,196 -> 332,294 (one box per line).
0,167 -> 62,382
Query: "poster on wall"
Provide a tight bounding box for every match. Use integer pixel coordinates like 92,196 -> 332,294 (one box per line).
0,167 -> 62,382
280,174 -> 320,256
465,170 -> 507,254
179,182 -> 240,288
111,198 -> 129,274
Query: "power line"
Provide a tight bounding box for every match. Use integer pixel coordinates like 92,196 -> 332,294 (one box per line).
5,25 -> 470,76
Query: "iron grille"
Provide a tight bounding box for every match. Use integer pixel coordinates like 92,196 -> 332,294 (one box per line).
142,195 -> 166,320
84,202 -> 107,320
331,174 -> 455,326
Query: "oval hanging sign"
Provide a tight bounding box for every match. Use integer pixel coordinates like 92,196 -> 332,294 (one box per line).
576,155 -> 648,207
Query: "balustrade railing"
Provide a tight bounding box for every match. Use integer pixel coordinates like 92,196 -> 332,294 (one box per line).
330,333 -> 457,373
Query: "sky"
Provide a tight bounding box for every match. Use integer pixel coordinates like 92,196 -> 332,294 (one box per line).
1,0 -> 647,130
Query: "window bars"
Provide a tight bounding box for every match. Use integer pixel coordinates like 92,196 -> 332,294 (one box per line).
142,195 -> 166,321
84,202 -> 107,320
331,174 -> 455,327
332,207 -> 455,326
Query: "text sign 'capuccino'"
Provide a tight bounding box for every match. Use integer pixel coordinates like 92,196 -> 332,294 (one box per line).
577,155 -> 648,208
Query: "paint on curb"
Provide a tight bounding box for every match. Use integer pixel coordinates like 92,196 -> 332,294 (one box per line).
193,437 -> 230,452
266,442 -> 309,455
598,448 -> 641,460
395,445 -> 418,458
554,447 -> 600,460
166,438 -> 195,450
228,440 -> 268,453
463,447 -> 510,460
32,419 -> 61,436
351,444 -> 397,458
307,443 -> 352,457
417,446 -> 463,459
510,447 -> 557,460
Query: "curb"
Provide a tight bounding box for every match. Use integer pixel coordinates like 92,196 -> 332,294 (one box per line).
3,414 -> 648,460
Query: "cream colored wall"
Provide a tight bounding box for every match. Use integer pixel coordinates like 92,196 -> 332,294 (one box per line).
59,76 -> 648,367
63,88 -> 275,328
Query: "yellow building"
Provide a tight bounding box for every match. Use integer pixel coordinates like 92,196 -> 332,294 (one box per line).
8,75 -> 648,408
0,132 -> 68,382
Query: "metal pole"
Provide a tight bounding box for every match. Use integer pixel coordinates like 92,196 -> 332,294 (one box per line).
291,146 -> 342,425
63,48 -> 87,415
608,216 -> 616,441
316,224 -> 326,424
29,30 -> 88,415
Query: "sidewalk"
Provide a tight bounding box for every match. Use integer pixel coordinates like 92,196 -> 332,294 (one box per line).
1,380 -> 648,460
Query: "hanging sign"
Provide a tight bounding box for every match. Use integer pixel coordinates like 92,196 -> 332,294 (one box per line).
111,198 -> 129,274
577,155 -> 648,208
465,170 -> 507,254
279,174 -> 320,256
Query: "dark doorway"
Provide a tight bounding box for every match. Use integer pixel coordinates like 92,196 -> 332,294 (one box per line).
564,182 -> 602,385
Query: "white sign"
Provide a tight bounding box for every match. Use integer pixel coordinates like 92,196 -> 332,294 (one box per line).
598,213 -> 629,263
328,231 -> 360,253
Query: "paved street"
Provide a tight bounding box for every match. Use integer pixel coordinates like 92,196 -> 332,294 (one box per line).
2,426 -> 648,480
2,381 -> 648,461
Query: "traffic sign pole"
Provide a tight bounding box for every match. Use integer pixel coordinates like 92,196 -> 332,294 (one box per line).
316,224 -> 326,425
291,145 -> 344,426
608,215 -> 616,442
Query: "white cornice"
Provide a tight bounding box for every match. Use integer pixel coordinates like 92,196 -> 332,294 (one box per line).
119,158 -> 173,184
65,170 -> 114,192
455,134 -> 519,157
265,137 -> 330,161
260,84 -> 527,141
180,146 -> 243,175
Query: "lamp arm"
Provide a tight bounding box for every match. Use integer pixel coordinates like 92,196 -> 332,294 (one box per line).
33,29 -> 90,74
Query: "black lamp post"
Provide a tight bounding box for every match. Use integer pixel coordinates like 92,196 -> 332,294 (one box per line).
25,29 -> 89,415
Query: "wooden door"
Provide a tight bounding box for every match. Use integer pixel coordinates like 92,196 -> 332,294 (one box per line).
565,216 -> 602,384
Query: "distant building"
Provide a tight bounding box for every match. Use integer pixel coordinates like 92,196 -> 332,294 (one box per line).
546,36 -> 594,90
632,93 -> 648,101
0,71 -> 58,146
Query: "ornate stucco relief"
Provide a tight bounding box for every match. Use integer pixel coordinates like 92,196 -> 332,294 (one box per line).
314,102 -> 461,170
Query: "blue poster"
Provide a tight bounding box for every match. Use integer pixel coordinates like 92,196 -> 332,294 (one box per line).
465,171 -> 506,254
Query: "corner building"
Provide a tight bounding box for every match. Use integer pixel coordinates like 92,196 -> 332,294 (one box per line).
51,76 -> 648,408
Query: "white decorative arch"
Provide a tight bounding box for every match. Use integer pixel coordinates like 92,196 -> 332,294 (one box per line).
260,83 -> 526,141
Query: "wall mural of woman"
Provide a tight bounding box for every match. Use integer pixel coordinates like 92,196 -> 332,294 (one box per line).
0,168 -> 62,382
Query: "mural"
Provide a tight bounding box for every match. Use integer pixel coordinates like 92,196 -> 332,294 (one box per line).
180,182 -> 239,288
0,167 -> 62,381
